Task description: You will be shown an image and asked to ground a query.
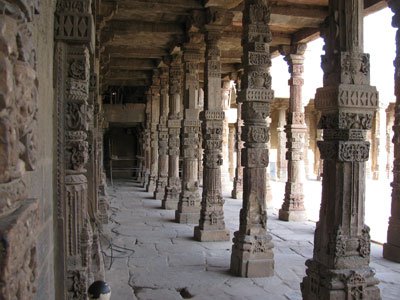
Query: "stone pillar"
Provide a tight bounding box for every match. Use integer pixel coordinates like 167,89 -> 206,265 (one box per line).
386,103 -> 395,179
232,101 -> 244,199
198,88 -> 205,187
371,105 -> 387,180
279,44 -> 307,222
384,1 -> 400,263
54,0 -> 100,297
155,67 -> 170,200
301,1 -> 380,298
230,0 -> 274,277
146,71 -> 161,194
221,78 -> 232,186
194,8 -> 232,242
0,2 -> 40,298
277,107 -> 287,181
175,31 -> 202,224
229,124 -> 235,181
162,53 -> 183,210
143,99 -> 152,188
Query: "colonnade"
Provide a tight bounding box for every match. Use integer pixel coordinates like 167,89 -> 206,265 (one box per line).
136,0 -> 400,299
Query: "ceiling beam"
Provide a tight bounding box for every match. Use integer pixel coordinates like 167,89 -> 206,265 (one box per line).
109,58 -> 157,70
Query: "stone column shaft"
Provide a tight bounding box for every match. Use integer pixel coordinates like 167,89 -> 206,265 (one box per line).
279,44 -> 307,222
230,0 -> 274,278
302,1 -> 380,299
277,107 -> 287,181
146,72 -> 161,193
176,40 -> 202,224
384,1 -> 400,263
232,101 -> 244,199
162,53 -> 183,210
194,8 -> 232,242
155,68 -> 170,199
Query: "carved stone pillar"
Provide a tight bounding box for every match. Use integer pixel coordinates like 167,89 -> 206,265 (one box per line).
194,8 -> 232,242
232,101 -> 244,199
371,105 -> 387,180
146,71 -> 161,194
162,53 -> 183,210
230,0 -> 274,277
221,78 -> 232,186
54,0 -> 97,297
384,1 -> 400,263
0,2 -> 40,298
175,33 -> 202,224
155,67 -> 170,200
277,107 -> 287,181
279,44 -> 307,222
229,124 -> 235,181
198,88 -> 205,186
143,97 -> 152,188
386,103 -> 395,179
301,1 -> 380,298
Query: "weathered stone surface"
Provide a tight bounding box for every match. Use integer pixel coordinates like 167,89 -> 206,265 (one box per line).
146,71 -> 161,194
162,52 -> 183,211
278,43 -> 308,222
0,199 -> 39,299
384,0 -> 400,264
176,29 -> 202,224
155,67 -> 170,200
301,1 -> 381,299
194,7 -> 232,242
230,0 -> 275,278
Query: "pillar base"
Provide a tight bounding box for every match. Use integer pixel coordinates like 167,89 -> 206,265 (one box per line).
231,190 -> 243,199
278,209 -> 307,222
154,190 -> 165,200
301,260 -> 380,300
161,199 -> 179,210
146,176 -> 156,194
175,211 -> 200,224
383,243 -> 400,263
230,232 -> 274,278
193,226 -> 230,242
154,179 -> 167,200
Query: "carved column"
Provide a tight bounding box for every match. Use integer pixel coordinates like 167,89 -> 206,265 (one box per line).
384,1 -> 400,263
277,106 -> 287,181
155,67 -> 170,200
232,101 -> 244,199
279,44 -> 307,222
221,78 -> 232,185
0,2 -> 40,298
143,96 -> 152,188
176,33 -> 203,224
146,71 -> 161,194
194,8 -> 232,242
229,125 -> 235,181
162,53 -> 183,210
198,88 -> 205,186
230,0 -> 274,277
54,0 -> 98,297
301,1 -> 380,298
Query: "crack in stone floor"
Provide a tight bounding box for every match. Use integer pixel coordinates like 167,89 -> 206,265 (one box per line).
101,179 -> 400,300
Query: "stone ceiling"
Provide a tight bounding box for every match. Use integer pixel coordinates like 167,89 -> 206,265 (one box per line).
98,0 -> 386,92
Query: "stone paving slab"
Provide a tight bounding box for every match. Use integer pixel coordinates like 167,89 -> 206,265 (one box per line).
103,179 -> 400,300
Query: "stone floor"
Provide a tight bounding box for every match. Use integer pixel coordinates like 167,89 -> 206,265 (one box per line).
101,179 -> 400,300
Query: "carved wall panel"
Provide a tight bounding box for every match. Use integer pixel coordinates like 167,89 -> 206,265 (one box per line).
0,1 -> 40,298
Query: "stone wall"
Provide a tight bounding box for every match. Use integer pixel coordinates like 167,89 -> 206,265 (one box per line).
0,0 -> 56,299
